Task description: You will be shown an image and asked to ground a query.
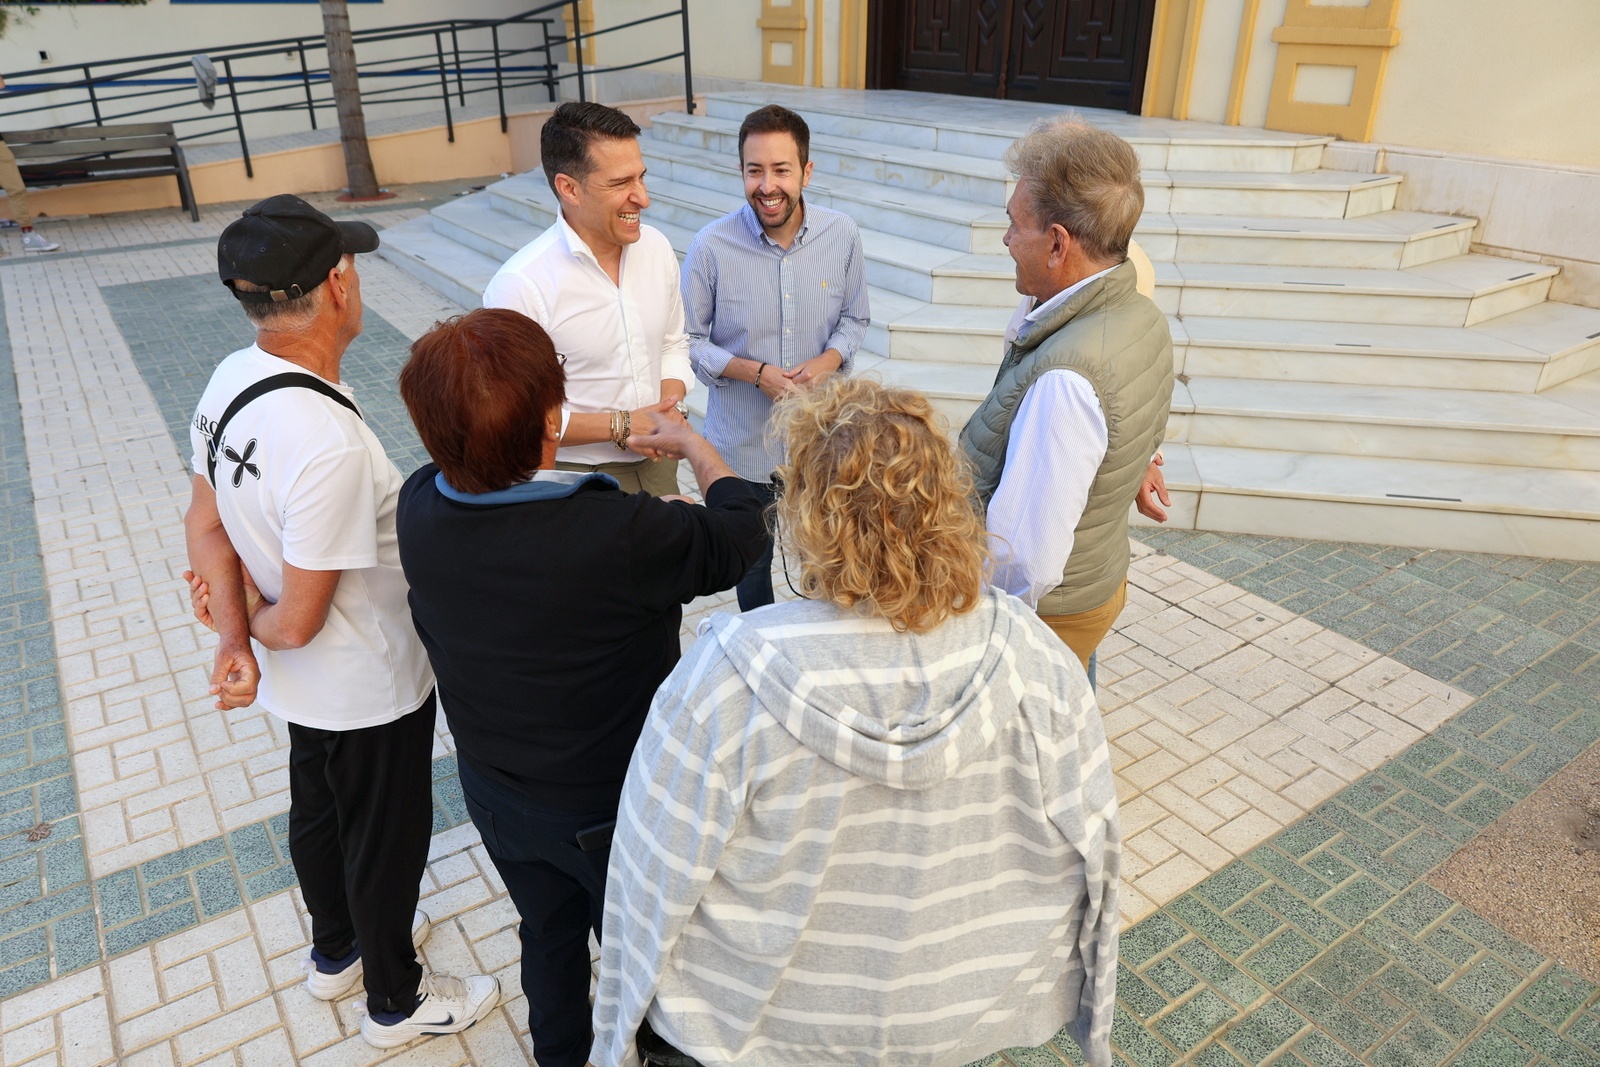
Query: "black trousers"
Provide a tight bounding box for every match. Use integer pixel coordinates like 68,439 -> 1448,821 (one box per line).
286,692 -> 436,1014
459,756 -> 614,1067
734,479 -> 779,611
638,1018 -> 708,1067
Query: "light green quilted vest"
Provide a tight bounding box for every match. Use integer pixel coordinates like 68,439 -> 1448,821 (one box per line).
959,260 -> 1173,616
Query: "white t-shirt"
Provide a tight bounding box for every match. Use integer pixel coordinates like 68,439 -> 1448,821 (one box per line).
189,344 -> 434,731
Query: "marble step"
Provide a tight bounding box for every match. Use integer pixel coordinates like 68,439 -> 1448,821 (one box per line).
875,298 -> 1013,364
1177,376 -> 1600,471
1159,256 -> 1558,327
860,357 -> 998,430
454,181 -> 1568,334
1178,305 -> 1600,392
430,193 -> 538,261
534,167 -> 1516,322
374,215 -> 499,310
486,174 -> 562,229
640,136 -> 1009,254
432,186 -> 929,350
829,365 -> 1600,564
486,172 -> 1023,307
702,89 -> 1332,174
861,299 -> 1600,399
643,135 -> 1462,264
476,178 -> 775,274
1150,443 -> 1600,563
403,190 -> 1587,386
1137,211 -> 1474,269
647,113 -> 1401,217
482,172 -> 739,253
857,359 -> 1199,436
1156,171 -> 1400,220
649,112 -> 1012,204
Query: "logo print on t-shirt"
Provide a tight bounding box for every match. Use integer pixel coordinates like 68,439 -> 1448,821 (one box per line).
222,438 -> 260,488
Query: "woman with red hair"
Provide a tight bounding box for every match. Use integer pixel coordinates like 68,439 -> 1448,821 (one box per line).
394,307 -> 765,1066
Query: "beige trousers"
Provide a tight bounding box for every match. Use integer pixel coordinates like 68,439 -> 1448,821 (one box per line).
555,456 -> 681,496
0,139 -> 34,228
1038,579 -> 1128,674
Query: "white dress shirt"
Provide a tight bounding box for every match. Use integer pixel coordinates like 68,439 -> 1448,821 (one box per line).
988,266 -> 1122,609
483,215 -> 693,467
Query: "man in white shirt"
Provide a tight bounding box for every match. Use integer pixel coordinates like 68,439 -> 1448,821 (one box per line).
183,195 -> 497,1048
484,101 -> 691,495
959,121 -> 1175,687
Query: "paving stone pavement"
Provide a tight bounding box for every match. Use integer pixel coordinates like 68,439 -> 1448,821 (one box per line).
0,196 -> 1595,1066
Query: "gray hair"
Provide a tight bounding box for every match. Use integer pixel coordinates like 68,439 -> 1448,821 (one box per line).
236,255 -> 351,330
1005,119 -> 1143,263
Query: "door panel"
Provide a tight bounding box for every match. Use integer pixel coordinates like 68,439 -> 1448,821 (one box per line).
1008,0 -> 1144,110
894,0 -> 1006,96
872,0 -> 1155,113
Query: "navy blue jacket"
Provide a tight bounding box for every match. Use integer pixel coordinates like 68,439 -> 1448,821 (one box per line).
396,466 -> 764,813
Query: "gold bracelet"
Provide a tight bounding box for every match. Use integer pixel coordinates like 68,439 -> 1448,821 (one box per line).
615,408 -> 632,451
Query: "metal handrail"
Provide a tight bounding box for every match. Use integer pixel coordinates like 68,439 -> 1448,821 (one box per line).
0,0 -> 695,180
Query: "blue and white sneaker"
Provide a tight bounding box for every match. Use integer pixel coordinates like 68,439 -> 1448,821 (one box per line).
304,909 -> 432,1000
360,970 -> 500,1048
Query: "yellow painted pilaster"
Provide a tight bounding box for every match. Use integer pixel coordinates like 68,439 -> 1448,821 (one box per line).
812,0 -> 825,85
1172,0 -> 1206,118
838,0 -> 868,88
760,0 -> 808,85
562,0 -> 596,66
1143,0 -> 1205,119
1225,0 -> 1262,125
1266,0 -> 1402,141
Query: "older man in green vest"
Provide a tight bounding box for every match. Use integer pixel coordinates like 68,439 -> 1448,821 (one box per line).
959,119 -> 1174,686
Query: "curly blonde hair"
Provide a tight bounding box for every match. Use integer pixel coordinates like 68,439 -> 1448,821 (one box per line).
772,377 -> 989,633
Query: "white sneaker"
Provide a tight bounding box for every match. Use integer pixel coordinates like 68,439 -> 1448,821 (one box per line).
360,970 -> 500,1048
304,909 -> 432,1000
21,231 -> 59,253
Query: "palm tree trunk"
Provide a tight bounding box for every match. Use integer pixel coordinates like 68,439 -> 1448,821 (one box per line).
320,0 -> 379,198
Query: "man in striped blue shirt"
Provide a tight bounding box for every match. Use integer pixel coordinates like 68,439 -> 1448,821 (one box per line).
682,104 -> 870,610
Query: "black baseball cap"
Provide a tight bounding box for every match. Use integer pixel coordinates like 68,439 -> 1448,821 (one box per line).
218,194 -> 380,305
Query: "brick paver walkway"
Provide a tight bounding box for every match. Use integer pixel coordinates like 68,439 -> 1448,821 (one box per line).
0,194 -> 1595,1066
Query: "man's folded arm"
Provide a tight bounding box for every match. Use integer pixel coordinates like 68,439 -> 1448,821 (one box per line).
183,474 -> 259,709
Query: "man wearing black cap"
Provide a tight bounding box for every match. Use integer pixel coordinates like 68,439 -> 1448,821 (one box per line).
183,194 -> 499,1048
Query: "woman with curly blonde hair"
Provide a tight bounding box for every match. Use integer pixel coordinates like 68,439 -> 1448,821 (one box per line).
593,377 -> 1122,1067
773,377 -> 987,632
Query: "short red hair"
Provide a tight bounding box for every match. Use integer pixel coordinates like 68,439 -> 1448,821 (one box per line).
399,308 -> 565,494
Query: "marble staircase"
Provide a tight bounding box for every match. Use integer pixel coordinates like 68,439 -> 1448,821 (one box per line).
378,87 -> 1600,561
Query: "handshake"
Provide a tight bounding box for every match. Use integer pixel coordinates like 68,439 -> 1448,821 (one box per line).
624,398 -> 704,462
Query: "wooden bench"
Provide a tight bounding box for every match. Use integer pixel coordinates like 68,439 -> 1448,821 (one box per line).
3,122 -> 198,222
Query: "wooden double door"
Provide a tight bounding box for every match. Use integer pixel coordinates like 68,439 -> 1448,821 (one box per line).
870,0 -> 1157,113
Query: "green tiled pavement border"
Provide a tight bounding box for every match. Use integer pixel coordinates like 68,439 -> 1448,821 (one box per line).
1025,529 -> 1600,1067
1133,531 -> 1600,707
88,753 -> 470,962
0,282 -> 100,999
0,262 -> 445,999
1093,776 -> 1600,1067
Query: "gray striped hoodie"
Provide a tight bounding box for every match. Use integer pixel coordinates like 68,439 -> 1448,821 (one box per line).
591,589 -> 1120,1067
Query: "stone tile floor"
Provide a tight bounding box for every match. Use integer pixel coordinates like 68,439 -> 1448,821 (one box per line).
0,193 -> 1595,1065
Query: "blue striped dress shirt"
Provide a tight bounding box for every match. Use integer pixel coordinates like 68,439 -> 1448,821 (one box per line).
683,202 -> 870,481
